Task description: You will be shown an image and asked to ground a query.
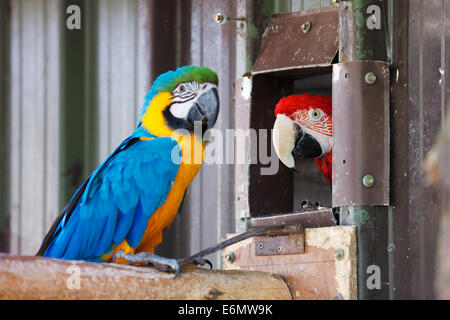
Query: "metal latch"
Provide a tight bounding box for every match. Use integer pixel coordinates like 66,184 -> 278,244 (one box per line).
254,225 -> 305,256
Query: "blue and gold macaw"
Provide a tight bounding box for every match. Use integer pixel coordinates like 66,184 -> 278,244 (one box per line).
37,66 -> 219,274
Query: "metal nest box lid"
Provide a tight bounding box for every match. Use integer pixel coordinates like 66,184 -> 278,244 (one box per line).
252,6 -> 339,75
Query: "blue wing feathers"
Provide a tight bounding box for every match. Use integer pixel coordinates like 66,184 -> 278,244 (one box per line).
126,200 -> 146,248
113,208 -> 136,245
43,134 -> 181,260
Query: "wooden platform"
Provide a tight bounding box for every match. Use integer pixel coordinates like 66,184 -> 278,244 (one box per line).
223,226 -> 357,300
0,254 -> 291,300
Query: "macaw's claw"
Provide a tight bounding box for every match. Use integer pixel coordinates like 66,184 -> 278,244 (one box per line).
113,250 -> 181,278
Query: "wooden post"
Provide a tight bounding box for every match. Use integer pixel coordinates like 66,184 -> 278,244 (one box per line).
0,254 -> 291,300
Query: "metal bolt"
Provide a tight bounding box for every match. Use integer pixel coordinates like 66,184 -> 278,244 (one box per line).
258,241 -> 264,249
365,72 -> 377,85
301,21 -> 311,33
362,174 -> 375,188
334,248 -> 345,261
224,252 -> 235,263
214,12 -> 245,25
277,245 -> 283,253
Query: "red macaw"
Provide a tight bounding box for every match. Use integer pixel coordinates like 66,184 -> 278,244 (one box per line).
272,93 -> 332,184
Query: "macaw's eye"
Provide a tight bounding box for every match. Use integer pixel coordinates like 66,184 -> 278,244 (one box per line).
178,84 -> 186,93
311,109 -> 321,120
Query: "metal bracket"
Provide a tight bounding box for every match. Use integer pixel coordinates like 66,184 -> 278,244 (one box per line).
250,209 -> 336,255
254,226 -> 305,256
252,6 -> 339,75
332,60 -> 390,207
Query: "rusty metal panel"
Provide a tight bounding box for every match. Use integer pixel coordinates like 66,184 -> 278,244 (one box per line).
389,0 -> 449,299
252,6 -> 339,75
332,60 -> 390,207
250,209 -> 337,228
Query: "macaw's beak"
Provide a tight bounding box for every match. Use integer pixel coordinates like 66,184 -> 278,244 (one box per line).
272,114 -> 323,170
187,88 -> 220,134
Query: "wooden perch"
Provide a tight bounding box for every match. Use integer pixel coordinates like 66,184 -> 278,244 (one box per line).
0,254 -> 291,300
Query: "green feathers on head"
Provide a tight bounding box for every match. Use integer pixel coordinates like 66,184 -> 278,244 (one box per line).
140,65 -> 218,118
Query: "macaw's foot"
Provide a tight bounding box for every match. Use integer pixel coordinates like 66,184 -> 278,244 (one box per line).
113,250 -> 180,278
298,199 -> 326,212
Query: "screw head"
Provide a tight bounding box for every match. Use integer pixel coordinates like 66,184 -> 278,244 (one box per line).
334,248 -> 345,260
214,13 -> 227,24
277,245 -> 283,253
258,241 -> 264,249
301,21 -> 311,33
362,174 -> 375,188
224,252 -> 235,263
365,72 -> 377,85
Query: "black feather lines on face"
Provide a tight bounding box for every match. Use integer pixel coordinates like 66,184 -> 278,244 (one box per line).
162,94 -> 197,132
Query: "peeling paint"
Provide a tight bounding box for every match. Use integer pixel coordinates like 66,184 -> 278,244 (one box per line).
306,226 -> 357,300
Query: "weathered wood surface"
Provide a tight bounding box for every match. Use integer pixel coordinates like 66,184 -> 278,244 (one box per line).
424,112 -> 450,300
223,226 -> 357,300
0,254 -> 291,300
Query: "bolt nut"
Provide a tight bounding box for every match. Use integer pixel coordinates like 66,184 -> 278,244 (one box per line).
334,248 -> 345,260
362,174 -> 375,188
301,21 -> 311,33
365,72 -> 377,85
224,252 -> 235,263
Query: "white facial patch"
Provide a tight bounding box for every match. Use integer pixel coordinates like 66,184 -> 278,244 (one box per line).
169,82 -> 218,120
170,100 -> 193,119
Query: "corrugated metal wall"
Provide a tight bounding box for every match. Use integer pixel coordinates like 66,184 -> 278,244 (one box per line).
1,0 -> 241,265
0,0 -> 335,265
7,0 -> 61,254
